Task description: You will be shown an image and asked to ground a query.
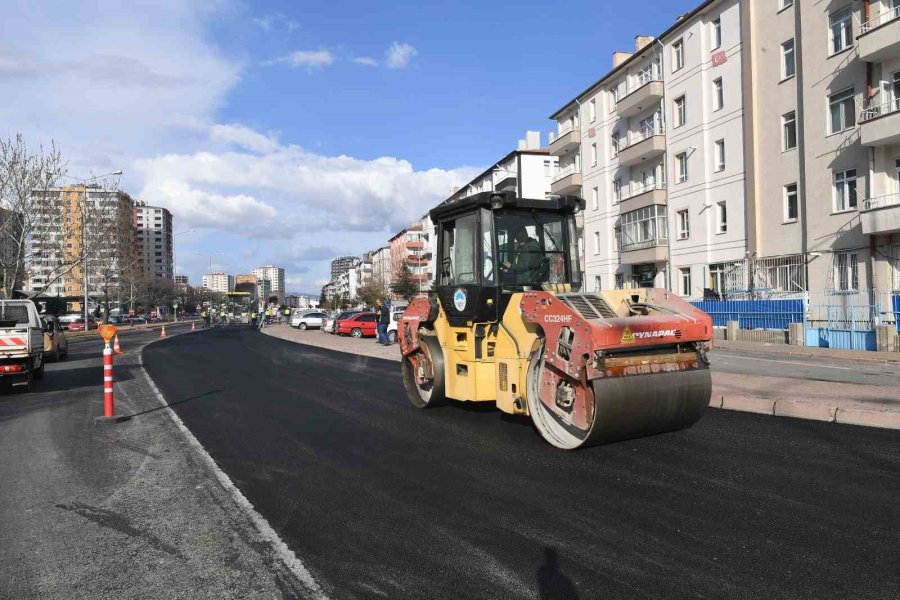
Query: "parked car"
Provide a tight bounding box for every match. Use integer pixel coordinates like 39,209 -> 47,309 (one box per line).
65,318 -> 99,332
385,304 -> 409,344
325,310 -> 362,334
41,315 -> 69,362
291,311 -> 328,330
335,312 -> 378,338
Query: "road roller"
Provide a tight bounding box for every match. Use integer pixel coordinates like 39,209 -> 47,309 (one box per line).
398,191 -> 713,449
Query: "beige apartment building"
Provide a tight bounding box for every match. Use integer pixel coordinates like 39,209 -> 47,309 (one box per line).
744,0 -> 900,295
551,0 -> 900,298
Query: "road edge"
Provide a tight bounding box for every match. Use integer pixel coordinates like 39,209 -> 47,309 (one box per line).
138,334 -> 328,600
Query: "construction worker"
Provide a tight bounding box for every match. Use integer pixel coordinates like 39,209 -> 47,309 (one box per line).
283,307 -> 290,325
501,225 -> 544,285
219,308 -> 226,326
201,309 -> 209,328
264,308 -> 271,325
250,310 -> 258,328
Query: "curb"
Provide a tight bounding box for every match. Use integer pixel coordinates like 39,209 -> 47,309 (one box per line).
711,395 -> 900,431
712,343 -> 900,365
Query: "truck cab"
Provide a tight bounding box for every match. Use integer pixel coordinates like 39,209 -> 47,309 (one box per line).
0,299 -> 46,390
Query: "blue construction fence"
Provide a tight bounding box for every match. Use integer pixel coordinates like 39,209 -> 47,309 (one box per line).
894,296 -> 900,333
689,298 -> 804,330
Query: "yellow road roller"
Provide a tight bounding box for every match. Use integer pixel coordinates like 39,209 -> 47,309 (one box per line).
398,191 -> 714,449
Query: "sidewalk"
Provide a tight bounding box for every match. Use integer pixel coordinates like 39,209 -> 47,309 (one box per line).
714,338 -> 900,364
264,324 -> 900,431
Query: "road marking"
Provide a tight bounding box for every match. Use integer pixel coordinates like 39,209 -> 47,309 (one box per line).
138,342 -> 327,600
713,354 -> 858,371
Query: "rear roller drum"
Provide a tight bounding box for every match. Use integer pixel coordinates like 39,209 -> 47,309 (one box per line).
526,345 -> 712,450
402,336 -> 446,409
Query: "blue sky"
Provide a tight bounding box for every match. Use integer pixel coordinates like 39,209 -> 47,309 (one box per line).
1,0 -> 693,294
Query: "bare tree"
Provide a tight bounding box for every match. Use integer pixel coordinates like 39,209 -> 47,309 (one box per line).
0,134 -> 67,298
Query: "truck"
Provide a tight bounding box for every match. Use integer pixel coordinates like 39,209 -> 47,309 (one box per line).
0,300 -> 46,391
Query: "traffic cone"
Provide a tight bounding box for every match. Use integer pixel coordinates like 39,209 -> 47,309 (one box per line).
113,334 -> 122,355
191,321 -> 196,332
160,325 -> 167,339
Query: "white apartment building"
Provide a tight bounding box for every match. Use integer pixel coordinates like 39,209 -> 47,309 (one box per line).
371,246 -> 392,295
550,0 -> 747,297
134,202 -> 173,280
202,272 -> 233,293
252,265 -> 285,301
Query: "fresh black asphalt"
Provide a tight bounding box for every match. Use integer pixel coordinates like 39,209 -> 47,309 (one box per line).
144,327 -> 900,600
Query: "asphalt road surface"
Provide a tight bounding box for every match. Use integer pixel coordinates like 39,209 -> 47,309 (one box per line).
145,327 -> 900,600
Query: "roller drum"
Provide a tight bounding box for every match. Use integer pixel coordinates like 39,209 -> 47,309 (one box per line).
527,350 -> 711,449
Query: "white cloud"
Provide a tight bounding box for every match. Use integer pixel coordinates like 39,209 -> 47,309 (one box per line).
386,42 -> 417,69
210,124 -> 279,154
263,50 -> 334,70
353,56 -> 379,67
252,13 -> 298,32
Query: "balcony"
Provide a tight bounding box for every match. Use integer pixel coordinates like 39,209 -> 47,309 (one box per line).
616,181 -> 667,210
615,204 -> 668,264
617,76 -> 664,118
548,125 -> 580,156
550,164 -> 582,195
616,126 -> 666,167
860,192 -> 900,235
860,99 -> 900,146
858,6 -> 900,62
405,240 -> 424,249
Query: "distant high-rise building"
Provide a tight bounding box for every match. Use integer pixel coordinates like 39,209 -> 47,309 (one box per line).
202,272 -> 233,293
134,202 -> 173,280
252,265 -> 285,301
174,275 -> 189,286
330,256 -> 358,280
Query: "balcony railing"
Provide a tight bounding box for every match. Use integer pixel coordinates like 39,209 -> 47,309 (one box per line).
615,234 -> 668,253
551,163 -> 581,183
616,124 -> 666,153
622,71 -> 663,98
860,4 -> 900,34
863,191 -> 900,211
616,180 -> 667,202
860,98 -> 900,123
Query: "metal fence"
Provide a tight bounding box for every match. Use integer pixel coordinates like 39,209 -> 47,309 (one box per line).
689,290 -> 900,351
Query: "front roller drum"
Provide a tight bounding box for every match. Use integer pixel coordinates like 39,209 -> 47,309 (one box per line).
402,336 -> 446,408
527,351 -> 712,450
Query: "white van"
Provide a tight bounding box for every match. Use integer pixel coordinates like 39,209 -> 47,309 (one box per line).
0,300 -> 46,390
385,304 -> 408,344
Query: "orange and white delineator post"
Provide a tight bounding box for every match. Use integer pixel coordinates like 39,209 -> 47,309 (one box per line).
95,324 -> 124,424
191,321 -> 196,332
160,324 -> 167,338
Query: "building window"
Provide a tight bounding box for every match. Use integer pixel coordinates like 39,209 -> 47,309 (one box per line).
672,39 -> 684,71
717,200 -> 728,233
714,139 -> 725,172
680,267 -> 692,297
781,0 -> 793,9
589,99 -> 596,123
592,186 -> 599,211
674,96 -> 686,127
613,177 -> 622,202
593,231 -> 600,255
833,252 -> 858,292
611,132 -> 620,157
591,142 -> 598,167
711,17 -> 722,49
712,78 -> 724,111
615,205 -> 668,252
833,169 -> 858,212
676,152 -> 688,183
677,209 -> 690,240
784,183 -> 799,222
781,39 -> 795,79
828,88 -> 855,134
829,7 -> 853,55
543,160 -> 551,177
783,111 -> 797,150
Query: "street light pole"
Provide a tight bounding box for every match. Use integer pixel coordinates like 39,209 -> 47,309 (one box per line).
171,229 -> 196,322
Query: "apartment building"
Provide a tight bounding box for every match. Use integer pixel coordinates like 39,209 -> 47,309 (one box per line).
202,272 -> 233,293
252,265 -> 285,301
388,224 -> 429,288
744,0 -> 900,294
550,0 -> 746,296
28,185 -> 135,304
330,256 -> 358,281
134,202 -> 173,280
371,246 -> 393,294
174,274 -> 189,286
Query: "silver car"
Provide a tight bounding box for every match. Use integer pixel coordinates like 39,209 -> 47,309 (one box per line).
291,311 -> 328,330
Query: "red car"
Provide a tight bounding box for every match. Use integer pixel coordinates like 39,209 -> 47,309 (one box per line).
335,312 -> 378,338
66,319 -> 98,332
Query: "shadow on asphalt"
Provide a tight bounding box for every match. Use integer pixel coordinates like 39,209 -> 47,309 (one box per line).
0,393 -> 84,424
31,365 -> 137,394
119,389 -> 223,422
537,547 -> 580,600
